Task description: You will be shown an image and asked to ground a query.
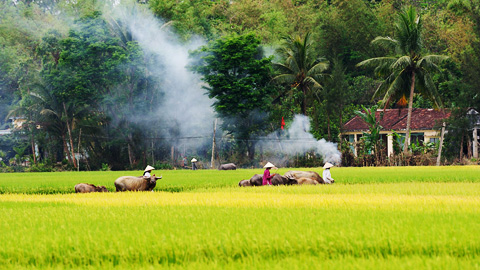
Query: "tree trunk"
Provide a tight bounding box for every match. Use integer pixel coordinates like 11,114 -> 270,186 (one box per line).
30,124 -> 36,164
247,140 -> 256,161
63,102 -> 77,168
211,119 -> 217,169
62,134 -> 73,164
403,72 -> 416,154
127,145 -> 133,166
339,109 -> 343,150
127,133 -> 134,166
436,122 -> 446,166
459,133 -> 464,160
77,128 -> 82,171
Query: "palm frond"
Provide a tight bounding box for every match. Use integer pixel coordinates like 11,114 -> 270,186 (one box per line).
379,73 -> 407,106
391,56 -> 412,70
418,55 -> 449,72
306,60 -> 329,76
304,76 -> 323,89
371,36 -> 398,50
357,57 -> 397,69
272,62 -> 294,74
415,70 -> 443,108
271,74 -> 297,85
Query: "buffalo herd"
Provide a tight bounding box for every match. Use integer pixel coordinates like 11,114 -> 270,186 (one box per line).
75,175 -> 162,193
238,170 -> 333,186
74,167 -> 332,193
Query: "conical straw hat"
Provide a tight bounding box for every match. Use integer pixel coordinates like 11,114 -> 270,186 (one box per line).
263,162 -> 277,169
144,165 -> 155,172
323,162 -> 334,169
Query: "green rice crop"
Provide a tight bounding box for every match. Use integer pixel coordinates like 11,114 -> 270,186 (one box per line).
1,167 -> 480,269
1,165 -> 480,194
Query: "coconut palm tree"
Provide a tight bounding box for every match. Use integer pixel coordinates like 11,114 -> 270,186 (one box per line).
272,32 -> 329,116
357,6 -> 449,154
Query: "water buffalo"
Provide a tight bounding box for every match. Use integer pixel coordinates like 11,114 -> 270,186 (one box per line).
219,163 -> 237,170
114,175 -> 162,192
271,174 -> 298,185
238,179 -> 252,187
249,174 -> 263,186
284,170 -> 325,184
75,183 -> 109,193
296,177 -> 319,185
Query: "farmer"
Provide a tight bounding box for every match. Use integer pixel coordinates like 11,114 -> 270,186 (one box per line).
191,158 -> 198,170
143,165 -> 155,178
262,162 -> 277,185
322,162 -> 335,184
182,156 -> 188,168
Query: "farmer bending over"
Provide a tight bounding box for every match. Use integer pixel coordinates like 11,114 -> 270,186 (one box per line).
262,162 -> 276,185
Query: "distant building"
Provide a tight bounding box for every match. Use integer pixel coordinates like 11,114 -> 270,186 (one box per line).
341,108 -> 451,157
0,117 -> 27,136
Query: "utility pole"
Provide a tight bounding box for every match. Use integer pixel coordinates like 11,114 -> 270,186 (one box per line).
211,119 -> 217,169
474,128 -> 478,159
436,122 -> 446,166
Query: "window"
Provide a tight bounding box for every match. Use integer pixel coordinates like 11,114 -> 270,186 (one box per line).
410,133 -> 425,145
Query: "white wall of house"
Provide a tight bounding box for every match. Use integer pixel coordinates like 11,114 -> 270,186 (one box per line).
342,129 -> 442,157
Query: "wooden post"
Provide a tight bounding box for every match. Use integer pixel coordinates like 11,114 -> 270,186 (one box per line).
151,139 -> 155,166
211,119 -> 217,169
436,122 -> 446,166
77,128 -> 81,171
473,128 -> 478,159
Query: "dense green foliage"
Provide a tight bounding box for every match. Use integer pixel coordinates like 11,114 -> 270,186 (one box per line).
357,6 -> 449,153
1,0 -> 480,170
191,33 -> 275,162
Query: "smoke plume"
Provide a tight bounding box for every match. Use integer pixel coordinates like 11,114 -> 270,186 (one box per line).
260,115 -> 342,166
108,5 -> 215,152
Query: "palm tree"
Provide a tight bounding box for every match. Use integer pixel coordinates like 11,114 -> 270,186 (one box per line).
272,32 -> 329,116
357,6 -> 449,154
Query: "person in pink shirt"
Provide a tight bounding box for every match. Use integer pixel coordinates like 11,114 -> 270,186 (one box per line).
262,162 -> 277,185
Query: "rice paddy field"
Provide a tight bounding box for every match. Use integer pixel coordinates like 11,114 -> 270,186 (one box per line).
1,166 -> 480,269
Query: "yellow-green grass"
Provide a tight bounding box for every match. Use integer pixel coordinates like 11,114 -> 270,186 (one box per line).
1,182 -> 480,269
1,165 -> 480,194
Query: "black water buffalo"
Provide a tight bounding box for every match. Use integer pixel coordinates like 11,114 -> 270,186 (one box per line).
219,163 -> 237,170
249,174 -> 263,186
284,171 -> 325,184
75,183 -> 109,193
238,179 -> 252,187
271,174 -> 298,185
114,175 -> 162,192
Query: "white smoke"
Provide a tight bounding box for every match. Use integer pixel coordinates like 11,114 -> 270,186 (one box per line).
105,5 -> 341,166
107,5 -> 215,152
260,115 -> 341,166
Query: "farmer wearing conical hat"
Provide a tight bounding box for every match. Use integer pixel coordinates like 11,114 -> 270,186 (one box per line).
143,165 -> 155,178
262,162 -> 277,186
191,158 -> 198,170
322,162 -> 335,184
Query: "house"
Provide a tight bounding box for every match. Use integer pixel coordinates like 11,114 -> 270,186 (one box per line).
0,117 -> 29,136
341,108 -> 451,157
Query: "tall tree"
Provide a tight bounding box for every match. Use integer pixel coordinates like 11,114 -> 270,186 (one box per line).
357,6 -> 449,154
190,33 -> 275,162
272,32 -> 329,116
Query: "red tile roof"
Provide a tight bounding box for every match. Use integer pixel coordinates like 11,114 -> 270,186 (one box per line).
342,108 -> 450,132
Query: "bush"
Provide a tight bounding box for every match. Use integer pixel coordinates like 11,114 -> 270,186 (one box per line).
154,162 -> 174,170
26,163 -> 53,172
